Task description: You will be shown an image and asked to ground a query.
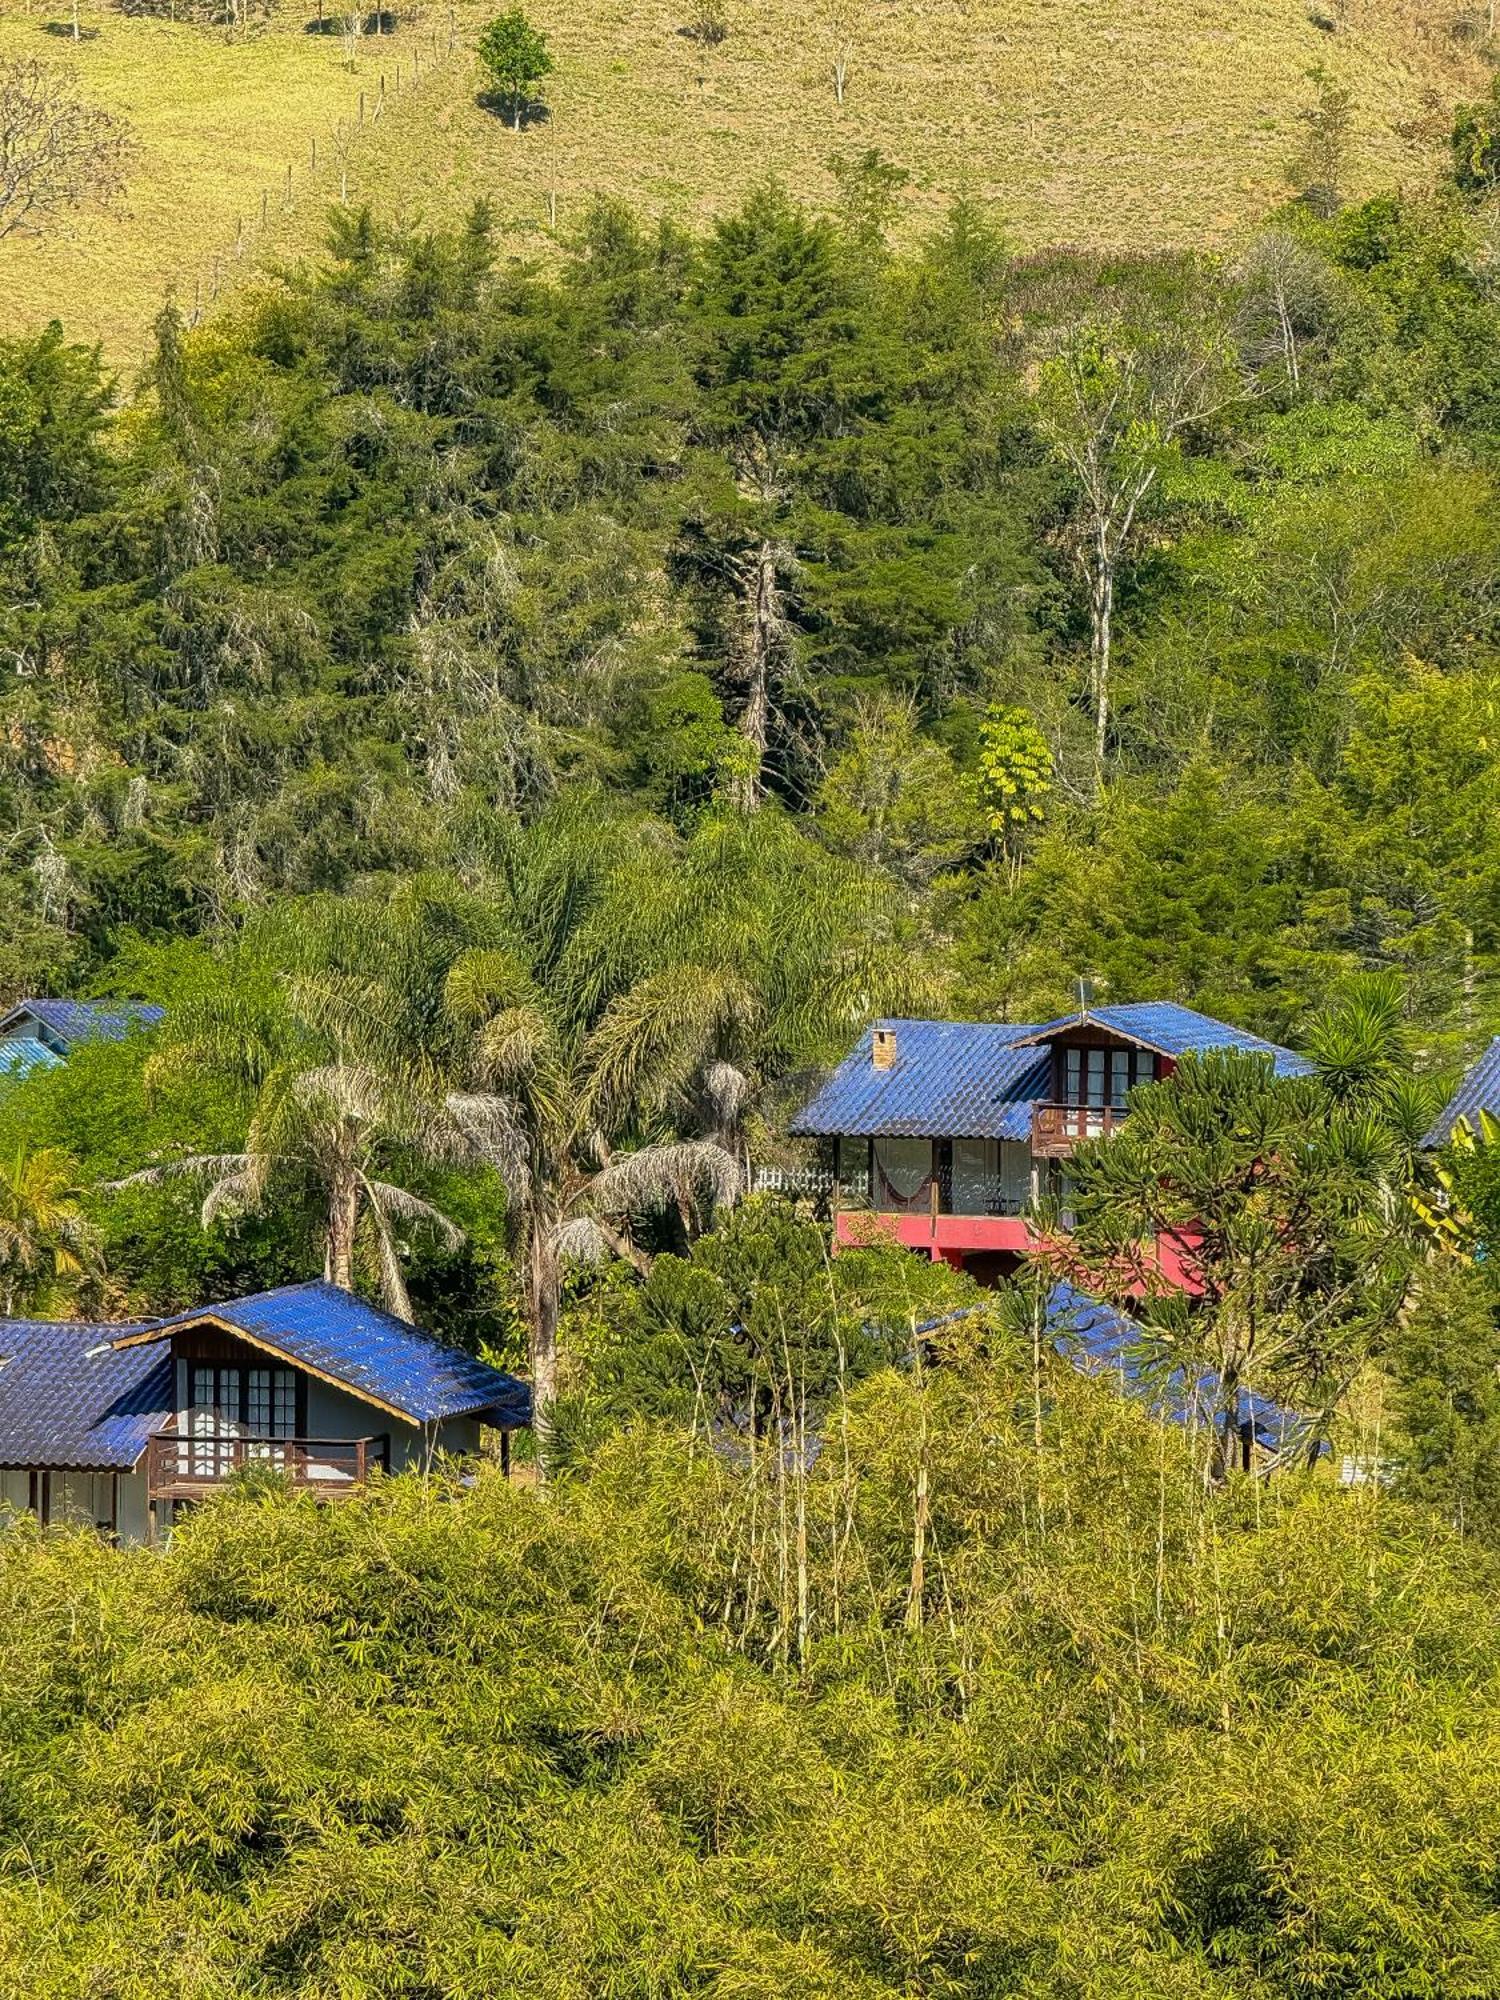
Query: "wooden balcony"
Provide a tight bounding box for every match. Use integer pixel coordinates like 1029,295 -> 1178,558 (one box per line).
145,1430 -> 388,1503
1030,1102 -> 1125,1158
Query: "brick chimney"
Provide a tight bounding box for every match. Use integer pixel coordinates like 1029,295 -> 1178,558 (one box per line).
872,1026 -> 897,1071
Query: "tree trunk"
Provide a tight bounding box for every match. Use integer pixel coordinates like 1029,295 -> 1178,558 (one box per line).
325,1170 -> 360,1292
527,1214 -> 560,1479
730,539 -> 780,811
1089,541 -> 1113,788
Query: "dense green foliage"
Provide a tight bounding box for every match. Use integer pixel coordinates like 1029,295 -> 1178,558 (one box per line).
5,1345 -> 1500,1998
3,179 -> 1500,1048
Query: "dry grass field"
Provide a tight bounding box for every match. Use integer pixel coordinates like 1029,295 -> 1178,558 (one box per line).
0,0 -> 1487,367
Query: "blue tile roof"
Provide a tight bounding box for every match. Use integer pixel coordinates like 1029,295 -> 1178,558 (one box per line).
790,1005 -> 1308,1140
0,1320 -> 172,1470
0,999 -> 166,1051
1424,1037 -> 1500,1149
0,1037 -> 64,1080
1045,1280 -> 1312,1453
790,1020 -> 1052,1139
135,1281 -> 531,1428
916,1282 -> 1313,1454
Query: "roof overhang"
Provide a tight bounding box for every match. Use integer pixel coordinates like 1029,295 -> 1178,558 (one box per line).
1005,1013 -> 1178,1059
111,1312 -> 419,1426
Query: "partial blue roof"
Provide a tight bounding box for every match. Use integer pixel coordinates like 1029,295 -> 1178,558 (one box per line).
1424,1037 -> 1500,1149
0,999 -> 166,1050
0,1037 -> 63,1080
0,1320 -> 171,1470
1014,1003 -> 1311,1077
1045,1280 -> 1313,1454
790,1005 -> 1307,1140
916,1282 -> 1313,1455
790,1020 -> 1051,1139
134,1281 -> 530,1428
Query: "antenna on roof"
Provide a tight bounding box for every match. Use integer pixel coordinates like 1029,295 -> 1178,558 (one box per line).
1075,976 -> 1096,1019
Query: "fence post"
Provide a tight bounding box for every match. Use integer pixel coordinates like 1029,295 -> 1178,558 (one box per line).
359,89 -> 366,125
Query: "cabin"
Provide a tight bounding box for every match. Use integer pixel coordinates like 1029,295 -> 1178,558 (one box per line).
788,1001 -> 1309,1282
0,1280 -> 530,1543
1423,1036 -> 1500,1148
0,998 -> 166,1081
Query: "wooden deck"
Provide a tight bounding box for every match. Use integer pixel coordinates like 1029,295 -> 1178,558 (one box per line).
145,1431 -> 388,1503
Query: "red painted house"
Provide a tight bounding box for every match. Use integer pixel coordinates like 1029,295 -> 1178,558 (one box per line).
788,1001 -> 1309,1284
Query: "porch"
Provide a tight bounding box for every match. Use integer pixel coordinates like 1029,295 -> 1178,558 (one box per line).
144,1428 -> 390,1503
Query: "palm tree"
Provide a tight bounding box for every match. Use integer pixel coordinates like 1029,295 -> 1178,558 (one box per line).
438,800 -> 929,1439
0,1144 -> 100,1317
443,947 -> 747,1431
111,932 -> 481,1322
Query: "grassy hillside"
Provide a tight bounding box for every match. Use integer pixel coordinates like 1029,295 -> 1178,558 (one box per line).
0,0 -> 1487,364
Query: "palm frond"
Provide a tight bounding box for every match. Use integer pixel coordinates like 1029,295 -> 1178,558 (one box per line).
580,967 -> 753,1136
589,1139 -> 742,1221
444,948 -> 540,1028
105,1153 -> 256,1193
443,1092 -> 532,1204
364,1179 -> 466,1253
552,1215 -> 612,1266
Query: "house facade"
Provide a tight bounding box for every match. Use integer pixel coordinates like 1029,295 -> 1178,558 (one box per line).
0,1280 -> 530,1543
789,1001 -> 1309,1282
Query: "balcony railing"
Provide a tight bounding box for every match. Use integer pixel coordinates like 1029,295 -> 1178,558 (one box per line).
862,1167 -> 1029,1220
145,1430 -> 389,1502
1030,1102 -> 1126,1158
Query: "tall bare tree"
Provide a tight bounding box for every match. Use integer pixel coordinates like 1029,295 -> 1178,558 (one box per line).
0,60 -> 135,244
1032,294 -> 1237,787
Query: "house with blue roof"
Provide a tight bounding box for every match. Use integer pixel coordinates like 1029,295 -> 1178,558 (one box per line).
788,1001 -> 1309,1282
1423,1036 -> 1500,1149
0,1280 -> 529,1543
0,997 -> 166,1082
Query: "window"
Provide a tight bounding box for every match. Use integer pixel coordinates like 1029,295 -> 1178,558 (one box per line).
1111,1049 -> 1131,1109
185,1362 -> 297,1476
1085,1048 -> 1106,1108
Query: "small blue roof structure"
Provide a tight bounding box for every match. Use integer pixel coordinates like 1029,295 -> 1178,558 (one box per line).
1044,1280 -> 1313,1455
915,1282 -> 1314,1456
115,1280 -> 530,1429
790,1004 -> 1307,1140
0,1321 -> 172,1470
0,999 -> 166,1057
1423,1037 -> 1500,1149
0,1037 -> 64,1081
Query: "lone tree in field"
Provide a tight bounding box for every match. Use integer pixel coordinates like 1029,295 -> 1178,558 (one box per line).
477,9 -> 553,130
0,60 -> 134,244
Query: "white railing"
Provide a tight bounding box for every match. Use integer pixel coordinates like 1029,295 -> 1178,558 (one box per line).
750,1165 -> 870,1202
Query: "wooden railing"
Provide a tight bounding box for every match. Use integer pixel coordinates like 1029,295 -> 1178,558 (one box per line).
1030,1102 -> 1125,1157
146,1431 -> 388,1501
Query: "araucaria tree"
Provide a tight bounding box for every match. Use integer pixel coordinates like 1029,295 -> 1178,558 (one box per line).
477,9 -> 554,130
0,60 -> 135,244
1056,1046 -> 1420,1476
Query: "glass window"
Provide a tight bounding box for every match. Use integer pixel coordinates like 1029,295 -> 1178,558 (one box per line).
1064,1049 -> 1082,1102
1086,1049 -> 1106,1107
1110,1049 -> 1130,1108
873,1136 -> 933,1210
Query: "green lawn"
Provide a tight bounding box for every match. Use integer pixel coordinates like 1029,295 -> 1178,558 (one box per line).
0,0 -> 1483,366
